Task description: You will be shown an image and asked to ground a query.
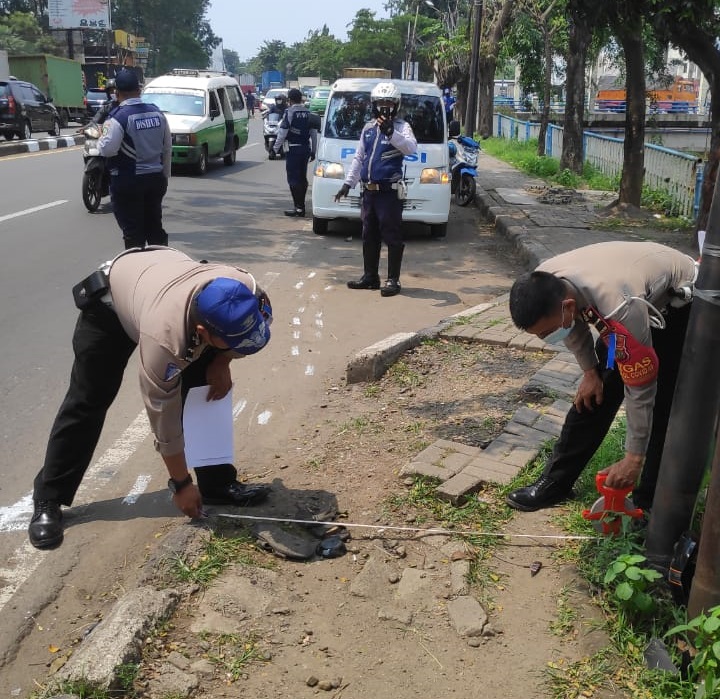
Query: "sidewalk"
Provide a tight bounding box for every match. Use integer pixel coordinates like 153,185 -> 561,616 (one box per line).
51,152 -> 696,694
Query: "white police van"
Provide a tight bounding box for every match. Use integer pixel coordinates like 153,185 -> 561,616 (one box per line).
311,78 -> 451,237
142,68 -> 249,176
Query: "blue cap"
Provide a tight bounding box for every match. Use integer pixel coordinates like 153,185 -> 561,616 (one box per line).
195,278 -> 271,354
115,69 -> 140,92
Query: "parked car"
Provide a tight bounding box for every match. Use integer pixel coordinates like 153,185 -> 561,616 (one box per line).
308,87 -> 330,115
261,88 -> 289,113
85,88 -> 108,119
0,78 -> 61,140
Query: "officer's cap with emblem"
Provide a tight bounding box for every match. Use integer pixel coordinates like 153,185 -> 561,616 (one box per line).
195,278 -> 271,354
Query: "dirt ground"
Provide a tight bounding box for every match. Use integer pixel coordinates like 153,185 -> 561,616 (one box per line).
124,340 -> 617,699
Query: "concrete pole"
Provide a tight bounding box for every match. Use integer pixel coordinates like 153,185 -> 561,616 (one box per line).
688,425 -> 720,616
644,170 -> 720,572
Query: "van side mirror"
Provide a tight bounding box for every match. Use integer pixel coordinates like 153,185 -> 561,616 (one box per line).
210,106 -> 221,119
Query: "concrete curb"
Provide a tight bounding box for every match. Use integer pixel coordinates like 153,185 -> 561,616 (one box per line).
0,134 -> 85,157
345,301 -> 495,384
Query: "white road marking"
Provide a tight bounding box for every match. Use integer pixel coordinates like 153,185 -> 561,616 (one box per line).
0,200 -> 67,224
233,399 -> 248,418
0,493 -> 34,532
297,306 -> 305,313
257,410 -> 272,425
307,272 -> 316,279
291,346 -> 299,356
293,330 -> 301,339
292,317 -> 301,325
122,474 -> 153,504
305,365 -> 315,376
295,281 -> 304,289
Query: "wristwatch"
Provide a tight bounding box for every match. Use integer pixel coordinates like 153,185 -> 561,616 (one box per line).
168,474 -> 193,494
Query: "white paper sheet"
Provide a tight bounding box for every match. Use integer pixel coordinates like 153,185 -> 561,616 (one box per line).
182,386 -> 234,468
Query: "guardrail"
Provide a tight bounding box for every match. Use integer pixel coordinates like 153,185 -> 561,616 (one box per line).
594,99 -> 701,115
494,113 -> 703,220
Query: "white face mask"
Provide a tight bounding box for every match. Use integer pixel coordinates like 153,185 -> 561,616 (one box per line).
544,302 -> 574,344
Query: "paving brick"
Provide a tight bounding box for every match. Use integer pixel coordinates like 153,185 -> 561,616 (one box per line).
441,452 -> 474,474
432,440 -> 480,456
436,472 -> 483,504
413,444 -> 446,465
497,447 -> 539,468
512,406 -> 541,427
503,421 -> 554,444
475,332 -> 512,346
548,399 -> 572,415
534,415 -> 564,436
400,461 -> 452,481
464,456 -> 519,480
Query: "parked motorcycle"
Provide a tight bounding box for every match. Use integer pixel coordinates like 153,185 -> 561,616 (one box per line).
448,120 -> 479,206
81,123 -> 110,212
263,111 -> 286,159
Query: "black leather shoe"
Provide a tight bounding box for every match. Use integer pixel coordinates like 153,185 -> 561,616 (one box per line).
28,500 -> 64,549
347,274 -> 381,290
284,208 -> 305,217
380,278 -> 401,297
201,482 -> 270,507
506,475 -> 573,511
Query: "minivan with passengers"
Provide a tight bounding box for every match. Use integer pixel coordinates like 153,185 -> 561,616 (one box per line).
311,78 -> 450,237
142,68 -> 249,175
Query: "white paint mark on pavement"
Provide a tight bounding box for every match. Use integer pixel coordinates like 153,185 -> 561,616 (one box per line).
257,410 -> 272,425
233,399 -> 248,418
295,281 -> 304,289
291,346 -> 299,356
307,271 -> 316,279
292,317 -> 301,326
293,330 -> 301,339
0,493 -> 34,532
305,365 -> 315,376
0,200 -> 67,224
123,474 -> 152,504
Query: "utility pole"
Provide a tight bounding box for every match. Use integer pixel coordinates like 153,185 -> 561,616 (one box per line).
644,167 -> 720,581
464,0 -> 482,136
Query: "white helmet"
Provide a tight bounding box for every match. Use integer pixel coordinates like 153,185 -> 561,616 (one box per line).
371,82 -> 401,114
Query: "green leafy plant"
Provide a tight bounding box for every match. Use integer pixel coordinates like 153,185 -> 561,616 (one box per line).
666,605 -> 720,699
603,553 -> 663,616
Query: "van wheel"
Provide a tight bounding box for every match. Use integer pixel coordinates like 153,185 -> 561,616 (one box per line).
21,120 -> 32,140
223,147 -> 236,166
312,216 -> 328,235
430,223 -> 447,238
194,146 -> 208,176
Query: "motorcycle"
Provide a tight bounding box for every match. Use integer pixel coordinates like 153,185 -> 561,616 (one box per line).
263,111 -> 286,159
448,120 -> 479,206
81,123 -> 110,212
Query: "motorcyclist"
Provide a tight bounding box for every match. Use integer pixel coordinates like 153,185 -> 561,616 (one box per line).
265,93 -> 288,159
92,79 -> 117,125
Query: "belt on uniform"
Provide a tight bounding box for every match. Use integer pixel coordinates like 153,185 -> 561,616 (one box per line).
363,182 -> 398,191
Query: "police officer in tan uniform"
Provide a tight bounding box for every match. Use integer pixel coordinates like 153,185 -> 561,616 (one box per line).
29,247 -> 273,549
505,241 -> 697,513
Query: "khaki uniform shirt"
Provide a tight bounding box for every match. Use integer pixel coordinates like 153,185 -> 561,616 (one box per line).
108,248 -> 257,456
537,241 -> 696,455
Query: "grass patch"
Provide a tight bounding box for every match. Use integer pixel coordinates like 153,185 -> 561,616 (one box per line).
480,136 -> 694,220
201,632 -> 269,681
170,531 -> 266,587
387,360 -> 424,388
35,663 -> 140,699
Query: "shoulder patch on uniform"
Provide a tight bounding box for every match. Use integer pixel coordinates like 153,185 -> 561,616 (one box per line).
164,363 -> 181,381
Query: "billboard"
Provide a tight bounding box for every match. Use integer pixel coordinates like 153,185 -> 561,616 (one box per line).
48,0 -> 111,30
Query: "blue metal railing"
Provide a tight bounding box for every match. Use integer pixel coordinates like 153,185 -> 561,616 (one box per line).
494,113 -> 703,220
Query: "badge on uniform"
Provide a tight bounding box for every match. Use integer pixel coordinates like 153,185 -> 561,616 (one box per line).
164,362 -> 181,381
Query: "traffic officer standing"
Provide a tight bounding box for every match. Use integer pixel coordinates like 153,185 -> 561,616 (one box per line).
29,247 -> 274,549
273,87 -> 318,217
335,82 -> 417,297
505,241 -> 697,513
98,69 -> 172,249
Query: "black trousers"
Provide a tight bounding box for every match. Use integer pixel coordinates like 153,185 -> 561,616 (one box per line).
33,302 -> 236,505
110,172 -> 168,250
360,190 -> 403,247
544,303 -> 691,509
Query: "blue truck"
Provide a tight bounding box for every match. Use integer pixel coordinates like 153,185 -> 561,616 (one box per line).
261,70 -> 283,93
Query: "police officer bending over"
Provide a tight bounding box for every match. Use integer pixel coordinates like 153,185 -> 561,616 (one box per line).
336,82 -> 417,297
29,247 -> 273,549
98,69 -> 172,250
273,87 -> 318,217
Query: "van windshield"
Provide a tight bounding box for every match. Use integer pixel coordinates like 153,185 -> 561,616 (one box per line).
141,90 -> 205,116
324,91 -> 444,144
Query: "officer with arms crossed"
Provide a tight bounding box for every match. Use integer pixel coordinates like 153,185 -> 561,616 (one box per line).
336,82 -> 417,297
29,247 -> 273,549
98,68 -> 172,249
273,87 -> 318,217
505,241 -> 697,513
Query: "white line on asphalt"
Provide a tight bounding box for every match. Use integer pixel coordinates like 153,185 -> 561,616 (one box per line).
122,474 -> 153,504
257,410 -> 272,425
0,200 -> 67,223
